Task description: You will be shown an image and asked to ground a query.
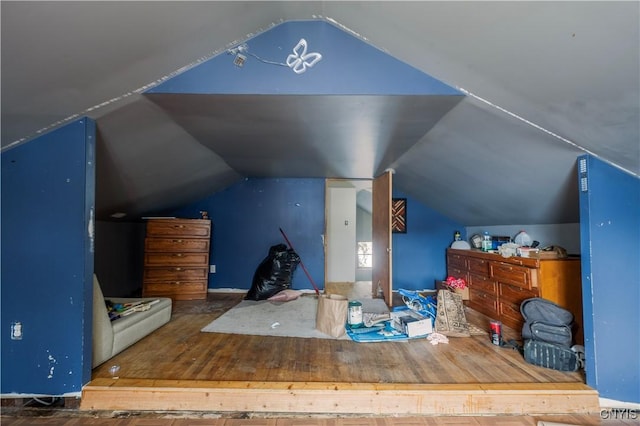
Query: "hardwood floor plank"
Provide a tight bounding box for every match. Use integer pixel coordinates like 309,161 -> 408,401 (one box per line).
5,414 -> 631,426
84,292 -> 596,416
222,420 -> 278,426
91,293 -> 584,386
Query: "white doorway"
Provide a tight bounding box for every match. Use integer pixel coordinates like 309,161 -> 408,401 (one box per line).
324,179 -> 373,298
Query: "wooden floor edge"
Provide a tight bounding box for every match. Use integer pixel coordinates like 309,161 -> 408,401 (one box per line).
80,379 -> 600,415
84,378 -> 596,390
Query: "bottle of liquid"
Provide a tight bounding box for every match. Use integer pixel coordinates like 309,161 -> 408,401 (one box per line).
482,231 -> 492,252
454,230 -> 461,241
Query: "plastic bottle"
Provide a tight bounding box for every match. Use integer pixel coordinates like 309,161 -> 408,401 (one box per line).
482,231 -> 492,252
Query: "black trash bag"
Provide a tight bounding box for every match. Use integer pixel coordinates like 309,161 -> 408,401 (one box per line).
245,243 -> 301,301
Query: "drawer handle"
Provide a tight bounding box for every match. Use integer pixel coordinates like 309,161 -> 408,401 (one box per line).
175,267 -> 182,271
174,281 -> 181,285
174,225 -> 185,229
173,239 -> 183,243
174,253 -> 183,257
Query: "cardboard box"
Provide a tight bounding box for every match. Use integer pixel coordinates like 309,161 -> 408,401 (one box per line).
436,280 -> 469,300
390,310 -> 433,337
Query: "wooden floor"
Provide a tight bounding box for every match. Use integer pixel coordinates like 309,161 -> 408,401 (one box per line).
90,292 -> 584,384
78,292 -> 598,416
3,408 -> 638,426
2,412 -> 637,426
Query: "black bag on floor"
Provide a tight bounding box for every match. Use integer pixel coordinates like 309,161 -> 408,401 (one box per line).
520,297 -> 582,371
523,340 -> 581,372
521,298 -> 575,348
526,322 -> 573,348
245,244 -> 301,301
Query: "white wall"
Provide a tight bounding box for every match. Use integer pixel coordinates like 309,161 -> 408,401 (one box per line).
326,186 -> 357,282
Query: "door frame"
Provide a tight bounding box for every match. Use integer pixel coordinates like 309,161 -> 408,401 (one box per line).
372,170 -> 393,307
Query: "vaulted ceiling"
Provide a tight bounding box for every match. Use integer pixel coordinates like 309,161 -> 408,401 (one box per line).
2,2 -> 638,225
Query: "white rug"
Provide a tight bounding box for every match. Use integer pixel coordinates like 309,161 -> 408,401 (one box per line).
201,295 -> 389,340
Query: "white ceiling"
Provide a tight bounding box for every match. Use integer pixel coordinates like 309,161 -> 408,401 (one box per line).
2,1 -> 638,225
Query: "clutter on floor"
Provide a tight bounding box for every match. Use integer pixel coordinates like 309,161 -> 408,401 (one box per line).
245,243 -> 300,301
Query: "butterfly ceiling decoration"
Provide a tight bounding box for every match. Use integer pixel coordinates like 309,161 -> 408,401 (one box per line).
286,38 -> 322,74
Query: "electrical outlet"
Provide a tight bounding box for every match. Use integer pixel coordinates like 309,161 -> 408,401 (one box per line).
11,322 -> 22,340
210,265 -> 216,273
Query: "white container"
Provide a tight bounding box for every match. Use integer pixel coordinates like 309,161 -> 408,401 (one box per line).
517,247 -> 539,257
514,230 -> 532,246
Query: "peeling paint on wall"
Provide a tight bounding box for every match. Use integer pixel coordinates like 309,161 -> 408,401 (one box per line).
47,353 -> 57,379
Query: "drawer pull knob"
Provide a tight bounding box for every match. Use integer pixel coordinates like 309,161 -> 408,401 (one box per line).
173,239 -> 183,243
175,267 -> 182,271
174,253 -> 183,257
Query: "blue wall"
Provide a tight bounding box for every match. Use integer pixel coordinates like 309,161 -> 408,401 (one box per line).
392,189 -> 464,290
164,179 -> 462,292
578,155 -> 640,403
1,119 -> 95,395
167,178 -> 326,290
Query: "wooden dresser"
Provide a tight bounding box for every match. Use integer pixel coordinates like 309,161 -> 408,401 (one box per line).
143,218 -> 211,301
446,248 -> 583,343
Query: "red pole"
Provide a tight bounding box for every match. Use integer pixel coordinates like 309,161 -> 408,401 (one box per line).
279,227 -> 320,295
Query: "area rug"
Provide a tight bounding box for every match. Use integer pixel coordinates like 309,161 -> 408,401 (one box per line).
468,323 -> 488,336
201,295 -> 389,340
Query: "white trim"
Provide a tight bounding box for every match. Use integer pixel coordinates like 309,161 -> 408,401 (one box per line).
0,391 -> 81,398
599,397 -> 640,409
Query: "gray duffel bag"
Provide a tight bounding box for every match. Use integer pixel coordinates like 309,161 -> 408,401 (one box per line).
521,297 -> 575,348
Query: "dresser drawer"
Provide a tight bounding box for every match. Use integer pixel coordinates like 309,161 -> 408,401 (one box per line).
468,288 -> 498,317
490,262 -> 534,289
144,266 -> 208,281
499,300 -> 526,331
145,252 -> 209,266
144,280 -> 206,294
146,220 -> 211,239
468,273 -> 497,295
468,257 -> 490,276
499,282 -> 538,305
145,238 -> 210,253
447,253 -> 467,270
499,300 -> 522,323
447,268 -> 468,284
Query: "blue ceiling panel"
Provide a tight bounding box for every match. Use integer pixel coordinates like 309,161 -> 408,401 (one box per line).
147,20 -> 461,96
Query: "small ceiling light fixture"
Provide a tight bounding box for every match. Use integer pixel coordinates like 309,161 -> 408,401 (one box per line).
286,38 -> 322,74
226,40 -> 322,74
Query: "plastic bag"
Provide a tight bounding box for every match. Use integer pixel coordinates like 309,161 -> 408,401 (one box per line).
245,244 -> 301,301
